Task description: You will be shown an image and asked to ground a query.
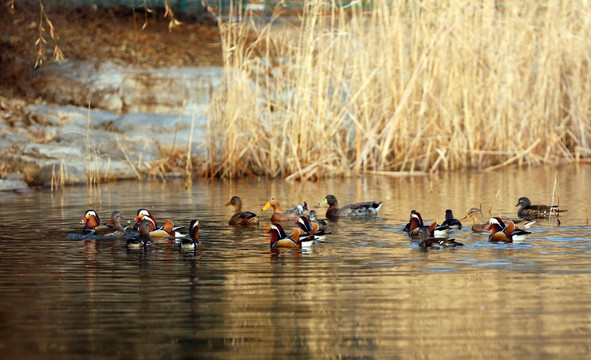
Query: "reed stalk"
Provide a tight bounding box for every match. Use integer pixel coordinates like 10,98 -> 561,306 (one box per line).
205,0 -> 591,178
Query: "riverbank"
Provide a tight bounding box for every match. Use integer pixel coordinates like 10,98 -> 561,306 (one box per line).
0,3 -> 224,190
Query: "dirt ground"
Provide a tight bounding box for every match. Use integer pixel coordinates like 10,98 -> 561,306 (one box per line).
0,2 -> 224,98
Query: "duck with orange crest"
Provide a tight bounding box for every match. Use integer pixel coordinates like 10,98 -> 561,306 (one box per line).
134,209 -> 184,238
268,223 -> 307,250
262,198 -> 306,222
150,219 -> 186,240
80,210 -> 126,236
488,217 -> 531,243
404,210 -> 449,239
179,220 -> 201,252
134,209 -> 158,232
296,215 -> 327,241
225,196 -> 259,225
319,195 -> 382,219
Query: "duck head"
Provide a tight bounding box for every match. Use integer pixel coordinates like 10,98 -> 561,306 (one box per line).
80,210 -> 100,229
189,220 -> 199,240
225,196 -> 243,211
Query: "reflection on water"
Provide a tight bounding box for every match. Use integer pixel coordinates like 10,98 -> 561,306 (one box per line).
1,165 -> 591,359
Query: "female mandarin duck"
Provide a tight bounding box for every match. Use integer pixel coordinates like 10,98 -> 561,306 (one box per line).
126,219 -> 153,249
80,210 -> 126,236
225,196 -> 259,225
179,220 -> 201,251
319,195 -> 382,219
308,210 -> 328,233
268,223 -> 306,250
516,197 -> 566,219
404,210 -> 448,238
488,217 -> 531,243
417,226 -> 463,248
441,209 -> 462,230
262,198 -> 304,222
461,207 -> 535,233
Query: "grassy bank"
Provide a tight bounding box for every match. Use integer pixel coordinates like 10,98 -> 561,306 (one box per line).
204,0 -> 590,179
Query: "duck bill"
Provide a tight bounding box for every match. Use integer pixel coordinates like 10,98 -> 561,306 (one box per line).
224,201 -> 232,206
79,216 -> 87,225
460,215 -> 469,222
262,201 -> 272,211
318,198 -> 328,206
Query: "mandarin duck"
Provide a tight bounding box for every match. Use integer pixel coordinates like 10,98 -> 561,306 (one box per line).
262,198 -> 304,222
417,226 -> 463,248
308,209 -> 328,233
225,196 -> 259,225
179,220 -> 201,251
319,195 -> 382,219
296,215 -> 326,237
516,197 -> 566,219
404,210 -> 448,238
149,219 -> 185,239
126,219 -> 153,249
268,223 -> 306,250
134,209 -> 158,232
487,217 -> 531,243
441,209 -> 462,229
80,210 -> 126,236
461,207 -> 536,233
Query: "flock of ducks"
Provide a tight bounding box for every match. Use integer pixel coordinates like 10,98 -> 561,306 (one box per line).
78,194 -> 565,251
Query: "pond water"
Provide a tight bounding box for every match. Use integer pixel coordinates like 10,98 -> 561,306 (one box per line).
1,165 -> 590,359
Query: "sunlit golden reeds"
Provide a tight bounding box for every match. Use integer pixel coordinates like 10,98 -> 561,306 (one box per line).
205,0 -> 591,179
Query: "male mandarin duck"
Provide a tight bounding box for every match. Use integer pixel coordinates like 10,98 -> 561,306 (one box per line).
179,220 -> 201,251
441,209 -> 462,230
225,196 -> 259,225
488,217 -> 531,243
294,216 -> 324,245
268,223 -> 306,250
461,207 -> 535,233
404,210 -> 448,239
417,226 -> 463,248
319,194 -> 382,219
308,210 -> 328,233
126,219 -> 153,249
134,209 -> 158,232
262,198 -> 304,222
516,197 -> 566,219
80,210 -> 126,236
296,215 -> 326,237
150,219 -> 185,239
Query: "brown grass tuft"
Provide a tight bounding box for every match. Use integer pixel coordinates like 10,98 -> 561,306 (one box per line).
205,0 -> 591,178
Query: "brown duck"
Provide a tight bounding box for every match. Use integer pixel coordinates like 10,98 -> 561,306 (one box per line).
225,196 -> 259,225
516,197 -> 566,219
319,195 -> 382,219
262,198 -> 303,222
461,207 -> 536,233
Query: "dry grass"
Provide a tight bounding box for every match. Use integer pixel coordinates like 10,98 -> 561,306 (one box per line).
204,0 -> 591,179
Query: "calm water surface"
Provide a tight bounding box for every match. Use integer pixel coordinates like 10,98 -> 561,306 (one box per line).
1,165 -> 591,359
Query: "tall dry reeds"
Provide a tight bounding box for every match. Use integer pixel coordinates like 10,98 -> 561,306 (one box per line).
205,0 -> 591,179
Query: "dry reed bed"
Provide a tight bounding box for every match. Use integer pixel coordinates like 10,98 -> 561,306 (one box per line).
205,1 -> 590,179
